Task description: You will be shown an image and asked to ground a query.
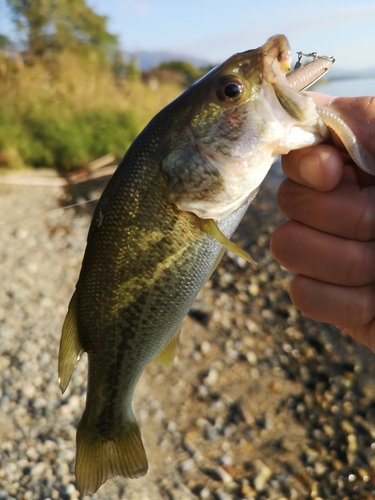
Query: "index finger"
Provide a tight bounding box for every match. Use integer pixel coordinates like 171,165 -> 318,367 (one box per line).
307,92 -> 334,107
281,92 -> 343,191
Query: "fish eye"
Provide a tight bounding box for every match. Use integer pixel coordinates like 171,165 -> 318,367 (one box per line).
216,77 -> 244,102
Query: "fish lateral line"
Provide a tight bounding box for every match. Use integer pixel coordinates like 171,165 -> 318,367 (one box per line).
198,216 -> 257,266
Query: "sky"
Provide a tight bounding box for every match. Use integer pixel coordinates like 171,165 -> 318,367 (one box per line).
1,0 -> 375,71
86,0 -> 375,71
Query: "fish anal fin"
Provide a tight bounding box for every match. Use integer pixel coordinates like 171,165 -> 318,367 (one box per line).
76,418 -> 148,496
200,218 -> 256,266
154,328 -> 181,366
58,291 -> 83,393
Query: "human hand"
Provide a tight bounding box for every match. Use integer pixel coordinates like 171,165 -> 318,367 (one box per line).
271,96 -> 375,352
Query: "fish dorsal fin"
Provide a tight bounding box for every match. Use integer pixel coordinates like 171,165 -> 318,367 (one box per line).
199,218 -> 256,265
58,291 -> 83,393
154,328 -> 181,366
318,107 -> 375,176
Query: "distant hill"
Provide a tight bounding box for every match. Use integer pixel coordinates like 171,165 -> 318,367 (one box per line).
122,51 -> 214,71
121,50 -> 375,79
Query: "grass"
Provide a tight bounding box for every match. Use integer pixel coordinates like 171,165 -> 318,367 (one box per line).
0,52 -> 181,171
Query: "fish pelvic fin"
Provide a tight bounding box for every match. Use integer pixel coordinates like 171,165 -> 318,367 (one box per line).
58,291 -> 83,393
154,327 -> 181,366
75,419 -> 148,496
199,218 -> 257,265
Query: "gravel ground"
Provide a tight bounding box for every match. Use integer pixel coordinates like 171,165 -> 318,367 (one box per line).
0,168 -> 375,500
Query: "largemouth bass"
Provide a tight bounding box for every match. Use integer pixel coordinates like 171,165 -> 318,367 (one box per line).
58,35 -> 374,495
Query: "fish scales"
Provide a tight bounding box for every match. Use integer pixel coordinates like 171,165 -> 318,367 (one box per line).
59,34 -> 374,495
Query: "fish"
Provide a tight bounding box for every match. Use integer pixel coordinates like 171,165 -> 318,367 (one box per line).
58,34 -> 374,495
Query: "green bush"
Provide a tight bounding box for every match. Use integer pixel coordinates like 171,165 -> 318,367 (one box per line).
0,52 -> 180,171
0,105 -> 140,171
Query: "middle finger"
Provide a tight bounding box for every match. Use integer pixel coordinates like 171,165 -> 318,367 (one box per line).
270,220 -> 375,287
277,178 -> 375,241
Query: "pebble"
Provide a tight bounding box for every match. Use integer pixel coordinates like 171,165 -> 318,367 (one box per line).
213,491 -> 232,500
199,486 -> 211,499
201,341 -> 211,355
203,368 -> 218,387
1,177 -> 375,500
219,455 -> 233,466
214,466 -> 234,484
179,458 -> 195,472
253,460 -> 272,492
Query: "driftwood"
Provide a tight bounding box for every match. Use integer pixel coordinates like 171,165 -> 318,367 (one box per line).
0,154 -> 118,187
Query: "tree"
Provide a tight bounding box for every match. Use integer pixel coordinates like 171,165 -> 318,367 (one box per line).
157,60 -> 204,86
0,34 -> 12,50
5,0 -> 117,60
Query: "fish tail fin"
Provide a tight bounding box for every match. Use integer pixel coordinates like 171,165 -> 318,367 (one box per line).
75,418 -> 148,496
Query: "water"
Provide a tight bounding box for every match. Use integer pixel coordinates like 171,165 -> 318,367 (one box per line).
313,76 -> 375,98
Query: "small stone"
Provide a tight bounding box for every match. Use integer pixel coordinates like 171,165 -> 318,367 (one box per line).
314,462 -> 327,477
22,382 -> 36,399
199,486 -> 210,499
214,466 -> 234,484
197,384 -> 208,399
219,455 -> 233,466
64,483 -> 80,499
241,478 -> 256,498
253,460 -> 272,492
246,351 -> 257,365
203,368 -> 218,387
201,341 -> 211,355
248,283 -> 260,296
167,421 -> 177,433
236,396 -> 255,425
203,422 -> 219,441
68,395 -> 82,412
25,447 -> 39,461
30,461 -> 47,478
179,458 -> 195,472
214,491 -> 232,500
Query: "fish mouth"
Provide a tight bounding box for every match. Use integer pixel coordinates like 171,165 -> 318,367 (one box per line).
231,35 -> 312,123
258,35 -> 311,122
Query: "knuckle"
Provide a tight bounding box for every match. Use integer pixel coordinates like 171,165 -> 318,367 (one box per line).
355,189 -> 375,241
345,241 -> 375,285
346,286 -> 375,326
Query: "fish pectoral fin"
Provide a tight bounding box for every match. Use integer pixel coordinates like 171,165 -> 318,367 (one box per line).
76,418 -> 148,496
318,107 -> 375,176
154,327 -> 181,366
199,218 -> 256,265
58,291 -> 83,393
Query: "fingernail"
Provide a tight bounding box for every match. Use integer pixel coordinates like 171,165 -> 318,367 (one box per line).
299,152 -> 329,188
